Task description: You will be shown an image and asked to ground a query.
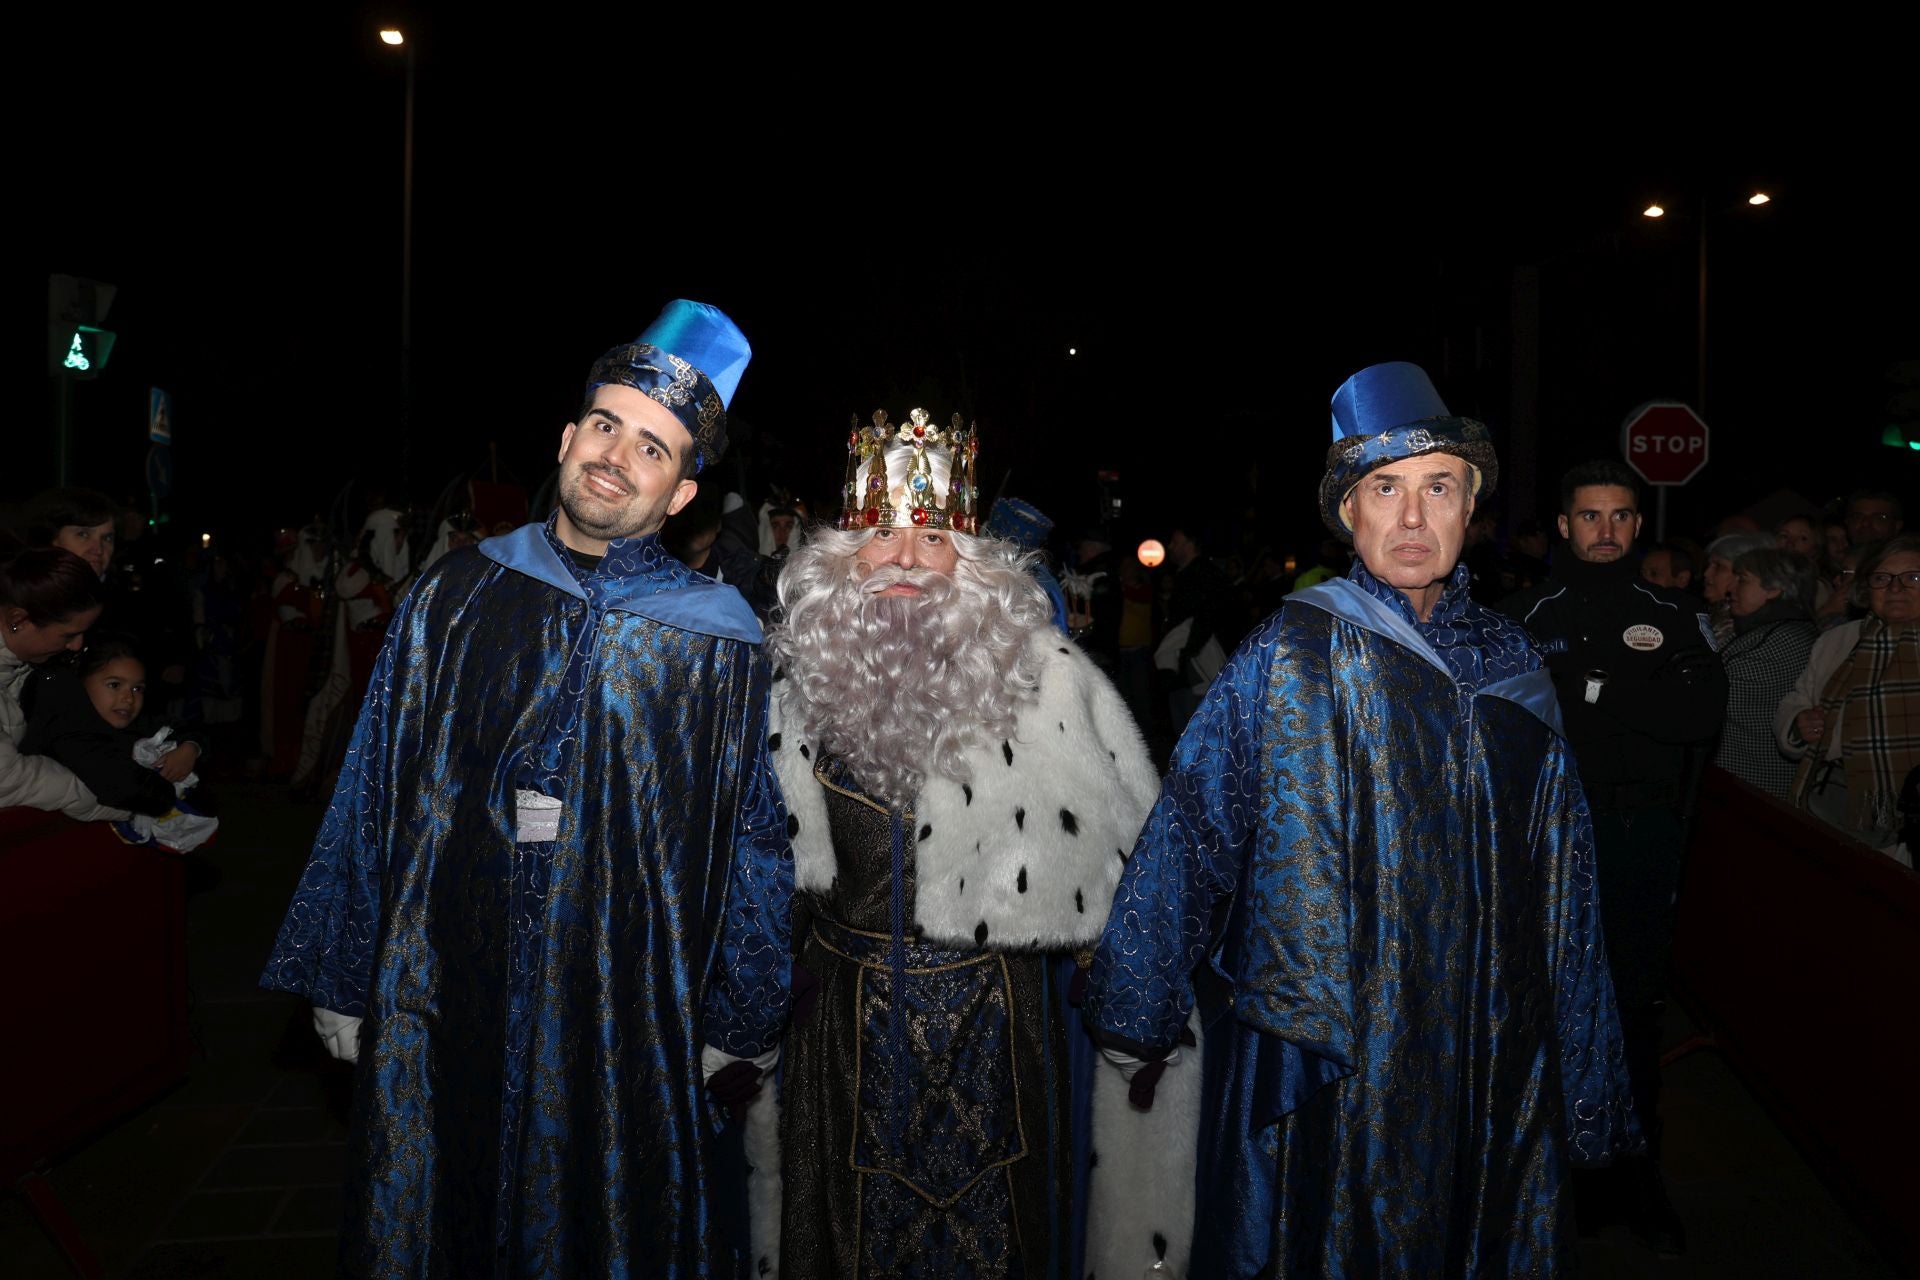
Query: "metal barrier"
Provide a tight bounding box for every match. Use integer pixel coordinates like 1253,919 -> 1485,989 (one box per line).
1673,766 -> 1920,1277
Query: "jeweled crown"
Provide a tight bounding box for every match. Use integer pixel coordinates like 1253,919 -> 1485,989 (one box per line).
836,408 -> 981,533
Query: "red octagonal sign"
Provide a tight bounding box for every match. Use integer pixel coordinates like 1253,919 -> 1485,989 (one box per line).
1621,401 -> 1709,486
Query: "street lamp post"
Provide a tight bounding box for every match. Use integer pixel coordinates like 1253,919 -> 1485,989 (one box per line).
1633,189 -> 1771,538
380,28 -> 415,494
1641,188 -> 1771,424
1696,192 -> 1708,418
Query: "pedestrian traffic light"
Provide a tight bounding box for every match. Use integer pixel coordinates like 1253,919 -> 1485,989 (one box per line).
1880,360 -> 1920,450
51,323 -> 116,380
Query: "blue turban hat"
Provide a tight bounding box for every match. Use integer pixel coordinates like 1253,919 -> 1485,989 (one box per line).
1318,361 -> 1499,537
585,300 -> 751,474
983,497 -> 1055,550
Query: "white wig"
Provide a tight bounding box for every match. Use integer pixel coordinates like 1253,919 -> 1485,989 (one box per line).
769,526 -> 1055,807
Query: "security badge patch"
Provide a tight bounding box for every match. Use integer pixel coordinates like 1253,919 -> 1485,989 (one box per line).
1622,624 -> 1664,651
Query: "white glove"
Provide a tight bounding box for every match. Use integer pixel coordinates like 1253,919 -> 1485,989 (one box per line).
700,1043 -> 780,1082
313,1007 -> 363,1063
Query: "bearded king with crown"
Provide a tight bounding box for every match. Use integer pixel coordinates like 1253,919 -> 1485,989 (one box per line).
741,408 -> 1199,1278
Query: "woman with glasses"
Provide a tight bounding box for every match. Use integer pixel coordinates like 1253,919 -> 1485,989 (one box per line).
1776,533 -> 1920,862
1715,549 -> 1818,798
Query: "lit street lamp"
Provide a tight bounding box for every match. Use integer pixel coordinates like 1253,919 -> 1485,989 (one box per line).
1640,189 -> 1773,421
380,28 -> 416,491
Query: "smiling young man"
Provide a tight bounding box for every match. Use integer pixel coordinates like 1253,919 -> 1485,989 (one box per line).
1504,458 -> 1727,1257
1085,363 -> 1638,1278
263,301 -> 792,1279
555,382 -> 699,549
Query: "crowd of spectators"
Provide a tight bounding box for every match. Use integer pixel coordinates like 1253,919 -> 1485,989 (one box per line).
1523,484 -> 1914,865
5,471 -> 1917,870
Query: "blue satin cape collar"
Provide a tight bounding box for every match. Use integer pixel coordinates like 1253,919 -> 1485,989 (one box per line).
1288,574 -> 1564,737
479,522 -> 762,644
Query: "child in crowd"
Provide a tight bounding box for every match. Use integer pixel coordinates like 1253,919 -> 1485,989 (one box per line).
22,636 -> 218,851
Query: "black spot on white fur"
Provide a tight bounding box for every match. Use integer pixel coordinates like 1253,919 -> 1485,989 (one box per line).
1153,1232 -> 1168,1259
1116,847 -> 1127,863
958,877 -> 965,894
758,1257 -> 770,1276
1058,721 -> 1066,732
975,920 -> 989,946
962,783 -> 973,805
772,667 -> 786,682
786,814 -> 799,838
1088,1147 -> 1099,1168
1015,807 -> 1026,831
1017,866 -> 1028,893
1075,889 -> 1084,913
768,732 -> 782,752
1002,740 -> 1014,766
1057,646 -> 1070,654
918,823 -> 932,842
1060,808 -> 1078,835
799,743 -> 811,759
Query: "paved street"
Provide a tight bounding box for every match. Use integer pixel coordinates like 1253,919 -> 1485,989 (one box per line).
1,782 -> 1900,1278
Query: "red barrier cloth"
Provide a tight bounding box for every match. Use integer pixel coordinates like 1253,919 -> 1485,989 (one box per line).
1675,767 -> 1920,1275
0,807 -> 190,1180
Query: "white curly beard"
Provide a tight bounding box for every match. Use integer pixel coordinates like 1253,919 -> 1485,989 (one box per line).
768,529 -> 1054,808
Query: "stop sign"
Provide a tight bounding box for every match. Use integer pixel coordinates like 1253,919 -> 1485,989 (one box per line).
1621,401 -> 1709,486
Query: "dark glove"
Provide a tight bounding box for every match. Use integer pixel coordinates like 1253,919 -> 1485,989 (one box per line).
1124,1023 -> 1198,1111
1129,1058 -> 1169,1110
706,1059 -> 764,1126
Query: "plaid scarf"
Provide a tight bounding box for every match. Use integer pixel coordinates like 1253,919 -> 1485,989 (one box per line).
1792,618 -> 1920,831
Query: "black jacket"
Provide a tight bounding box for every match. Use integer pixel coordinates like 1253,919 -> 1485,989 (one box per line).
1501,555 -> 1727,798
18,669 -> 202,817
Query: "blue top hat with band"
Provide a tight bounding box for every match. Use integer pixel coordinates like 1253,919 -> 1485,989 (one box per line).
585,300 -> 751,474
1317,361 -> 1499,537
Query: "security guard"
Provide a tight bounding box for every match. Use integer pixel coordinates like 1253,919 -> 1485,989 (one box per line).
1503,459 -> 1726,1257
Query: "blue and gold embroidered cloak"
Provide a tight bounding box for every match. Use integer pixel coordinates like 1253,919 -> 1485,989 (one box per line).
262,522 -> 792,1279
1084,564 -> 1637,1278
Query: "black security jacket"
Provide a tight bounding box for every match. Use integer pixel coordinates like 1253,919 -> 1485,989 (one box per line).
1501,555 -> 1727,796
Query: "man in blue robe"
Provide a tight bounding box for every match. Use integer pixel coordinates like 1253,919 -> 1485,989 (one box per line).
263,301 -> 792,1279
1084,362 -> 1638,1278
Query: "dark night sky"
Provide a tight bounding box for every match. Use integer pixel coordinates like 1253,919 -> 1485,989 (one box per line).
11,13 -> 1917,560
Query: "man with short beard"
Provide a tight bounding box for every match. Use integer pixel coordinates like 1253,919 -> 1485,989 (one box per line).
263,302 -> 792,1279
1503,459 -> 1726,1256
755,409 -> 1193,1279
